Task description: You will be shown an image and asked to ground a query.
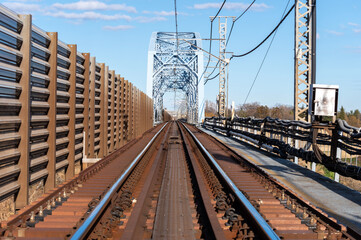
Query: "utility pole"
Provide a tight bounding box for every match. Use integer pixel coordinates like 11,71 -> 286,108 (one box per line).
294,0 -> 316,122
210,16 -> 235,118
294,0 -> 317,172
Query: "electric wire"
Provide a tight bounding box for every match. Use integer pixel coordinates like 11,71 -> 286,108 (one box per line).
204,0 -> 256,84
235,0 -> 256,22
227,0 -> 256,46
243,0 -> 292,105
205,73 -> 220,82
196,0 -> 227,85
174,0 -> 179,52
173,0 -> 179,111
231,3 -> 295,59
200,21 -> 214,83
213,0 -> 227,20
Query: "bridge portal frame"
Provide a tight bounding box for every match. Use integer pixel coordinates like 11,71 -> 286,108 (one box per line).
147,32 -> 204,124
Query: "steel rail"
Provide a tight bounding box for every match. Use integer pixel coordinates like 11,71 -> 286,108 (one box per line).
177,122 -> 227,239
71,122 -> 168,240
182,123 -> 280,240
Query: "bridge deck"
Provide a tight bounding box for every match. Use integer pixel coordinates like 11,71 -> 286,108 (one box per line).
201,127 -> 361,235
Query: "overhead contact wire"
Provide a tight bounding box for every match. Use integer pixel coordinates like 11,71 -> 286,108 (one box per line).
205,0 -> 256,84
174,0 -> 179,52
231,3 -> 295,59
197,0 -> 227,85
243,0 -> 292,105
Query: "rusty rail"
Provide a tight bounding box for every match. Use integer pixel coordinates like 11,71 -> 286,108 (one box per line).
189,122 -> 361,239
1,135 -> 140,230
182,123 -> 280,240
70,123 -> 168,239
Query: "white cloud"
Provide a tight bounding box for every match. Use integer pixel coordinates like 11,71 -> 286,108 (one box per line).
44,11 -> 132,21
135,16 -> 167,23
346,46 -> 361,54
347,22 -> 361,33
193,2 -> 270,11
326,30 -> 344,36
355,46 -> 361,54
143,10 -> 187,16
3,1 -> 169,24
348,22 -> 359,27
52,1 -> 137,13
2,2 -> 41,13
43,11 -> 166,23
193,3 -> 219,9
103,25 -> 134,31
316,33 -> 320,39
4,0 -> 41,2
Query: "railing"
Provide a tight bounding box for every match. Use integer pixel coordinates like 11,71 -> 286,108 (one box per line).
0,5 -> 154,210
203,117 -> 361,181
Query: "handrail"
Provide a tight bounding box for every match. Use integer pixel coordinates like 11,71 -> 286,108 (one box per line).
203,117 -> 361,180
71,122 -> 168,240
182,123 -> 280,240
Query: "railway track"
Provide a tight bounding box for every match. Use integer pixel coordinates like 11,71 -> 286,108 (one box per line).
1,121 -> 360,239
184,123 -> 361,240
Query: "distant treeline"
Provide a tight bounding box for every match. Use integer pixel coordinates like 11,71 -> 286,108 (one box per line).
337,106 -> 361,127
204,100 -> 361,127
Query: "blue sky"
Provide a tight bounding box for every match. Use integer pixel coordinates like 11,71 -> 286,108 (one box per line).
3,0 -> 361,111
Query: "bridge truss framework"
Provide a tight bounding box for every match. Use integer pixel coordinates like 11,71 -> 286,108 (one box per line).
147,32 -> 204,123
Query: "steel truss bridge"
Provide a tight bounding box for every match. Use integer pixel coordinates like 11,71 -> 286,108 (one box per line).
147,32 -> 204,123
1,3 -> 361,239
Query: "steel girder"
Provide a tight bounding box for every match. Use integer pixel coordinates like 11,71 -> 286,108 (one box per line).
147,32 -> 204,123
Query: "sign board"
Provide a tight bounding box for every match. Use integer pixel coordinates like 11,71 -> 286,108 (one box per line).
312,84 -> 339,117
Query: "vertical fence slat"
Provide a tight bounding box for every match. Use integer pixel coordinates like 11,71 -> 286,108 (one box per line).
125,80 -> 129,142
130,83 -> 134,140
99,63 -> 106,158
136,89 -> 139,137
120,77 -> 125,146
82,53 -> 90,163
88,57 -> 96,159
66,44 -> 77,179
16,14 -> 32,208
104,66 -> 110,153
45,32 -> 58,191
109,70 -> 115,152
115,74 -> 121,149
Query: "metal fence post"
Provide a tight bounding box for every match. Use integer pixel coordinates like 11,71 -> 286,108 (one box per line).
88,57 -> 96,158
109,70 -> 115,152
82,53 -> 90,163
333,129 -> 341,182
99,63 -> 106,157
294,126 -> 299,165
45,32 -> 58,191
115,74 -> 121,149
120,78 -> 125,146
66,44 -> 77,180
16,14 -> 32,208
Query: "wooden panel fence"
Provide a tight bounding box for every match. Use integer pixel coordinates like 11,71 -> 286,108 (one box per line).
0,6 -> 153,210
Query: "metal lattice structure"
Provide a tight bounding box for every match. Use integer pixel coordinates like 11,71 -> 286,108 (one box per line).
218,18 -> 228,117
294,0 -> 316,122
147,32 -> 204,124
